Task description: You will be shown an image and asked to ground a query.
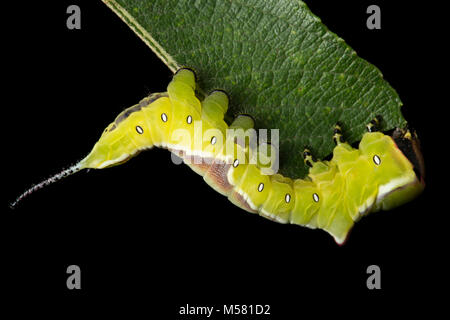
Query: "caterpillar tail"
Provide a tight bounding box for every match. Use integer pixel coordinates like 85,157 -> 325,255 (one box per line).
11,69 -> 425,246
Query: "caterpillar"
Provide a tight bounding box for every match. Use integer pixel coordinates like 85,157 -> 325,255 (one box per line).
11,68 -> 425,244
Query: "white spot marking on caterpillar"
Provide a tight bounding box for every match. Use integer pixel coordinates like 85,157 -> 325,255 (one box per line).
313,193 -> 319,202
186,115 -> 193,124
285,193 -> 291,203
373,155 -> 381,165
233,159 -> 239,168
161,113 -> 168,122
258,183 -> 264,192
135,126 -> 144,134
211,136 -> 217,145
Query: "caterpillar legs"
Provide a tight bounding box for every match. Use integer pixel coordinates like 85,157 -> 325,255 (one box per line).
333,123 -> 345,145
332,116 -> 383,146
366,115 -> 383,132
303,148 -> 316,168
306,116 -> 384,169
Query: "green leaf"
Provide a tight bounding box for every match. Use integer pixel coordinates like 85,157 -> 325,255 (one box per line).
102,0 -> 405,178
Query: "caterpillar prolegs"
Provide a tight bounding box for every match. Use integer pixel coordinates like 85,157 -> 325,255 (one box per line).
11,69 -> 425,244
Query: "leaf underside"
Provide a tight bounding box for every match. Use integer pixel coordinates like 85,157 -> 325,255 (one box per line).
102,0 -> 405,178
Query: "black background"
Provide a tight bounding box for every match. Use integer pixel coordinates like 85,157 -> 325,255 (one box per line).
3,0 -> 446,316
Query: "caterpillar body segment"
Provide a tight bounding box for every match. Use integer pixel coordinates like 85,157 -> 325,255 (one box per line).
12,69 -> 424,244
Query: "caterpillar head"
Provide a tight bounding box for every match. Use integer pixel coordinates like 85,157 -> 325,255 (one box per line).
359,128 -> 425,212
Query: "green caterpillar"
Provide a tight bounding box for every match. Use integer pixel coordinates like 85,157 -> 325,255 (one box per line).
11,69 -> 425,244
